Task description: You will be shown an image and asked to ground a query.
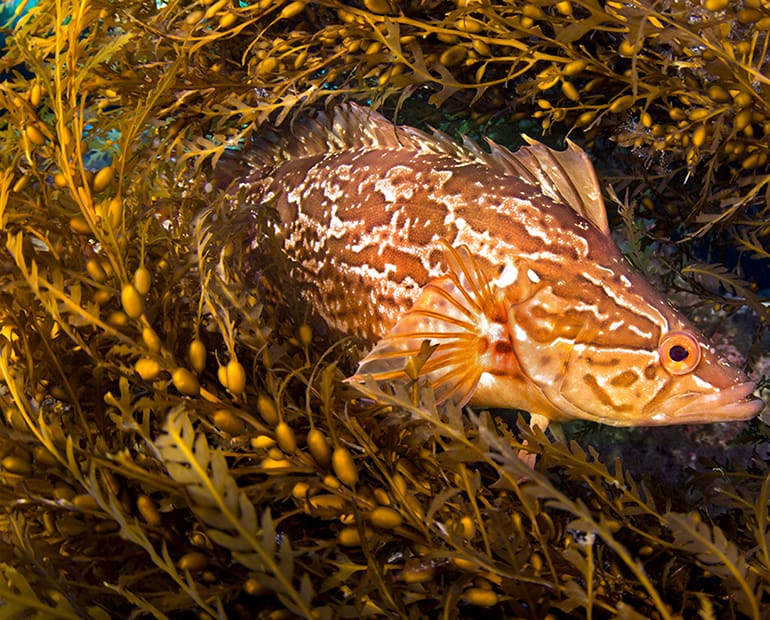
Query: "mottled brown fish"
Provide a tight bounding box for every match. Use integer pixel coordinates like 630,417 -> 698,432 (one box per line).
232,103 -> 763,431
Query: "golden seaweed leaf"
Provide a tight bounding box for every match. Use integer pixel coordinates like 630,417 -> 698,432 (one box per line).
614,602 -> 651,620
0,562 -> 80,619
755,473 -> 770,581
4,231 -> 132,351
82,464 -> 221,617
606,185 -> 648,273
101,582 -> 169,620
519,423 -> 664,527
664,511 -> 760,620
155,407 -> 314,617
353,379 -> 673,616
696,592 -> 716,620
682,262 -> 770,324
735,230 -> 770,262
482,424 -> 672,619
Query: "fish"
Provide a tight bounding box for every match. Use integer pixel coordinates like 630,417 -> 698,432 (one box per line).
230,103 -> 764,431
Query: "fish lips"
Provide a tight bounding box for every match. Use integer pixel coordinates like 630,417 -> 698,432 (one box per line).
649,381 -> 764,425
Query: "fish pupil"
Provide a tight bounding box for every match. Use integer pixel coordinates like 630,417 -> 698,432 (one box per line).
669,344 -> 689,362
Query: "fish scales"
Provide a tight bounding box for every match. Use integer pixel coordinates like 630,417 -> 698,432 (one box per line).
255,148 -> 606,337
232,103 -> 763,429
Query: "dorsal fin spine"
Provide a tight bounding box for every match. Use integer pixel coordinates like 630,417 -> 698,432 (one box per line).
244,103 -> 609,234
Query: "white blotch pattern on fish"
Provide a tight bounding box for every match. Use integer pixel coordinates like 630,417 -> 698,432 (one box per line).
231,104 -> 763,428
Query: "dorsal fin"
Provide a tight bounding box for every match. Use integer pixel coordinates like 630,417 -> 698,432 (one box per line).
519,136 -> 609,235
246,102 -> 480,171
242,104 -> 610,235
464,135 -> 610,235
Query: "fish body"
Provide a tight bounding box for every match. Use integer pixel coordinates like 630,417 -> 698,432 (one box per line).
232,104 -> 763,428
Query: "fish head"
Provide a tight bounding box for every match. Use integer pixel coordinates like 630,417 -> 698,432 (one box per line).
509,270 -> 764,426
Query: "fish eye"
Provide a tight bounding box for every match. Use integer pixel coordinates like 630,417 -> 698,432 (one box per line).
659,331 -> 701,375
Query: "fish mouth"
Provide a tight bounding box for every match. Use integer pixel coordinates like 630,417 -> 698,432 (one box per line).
651,381 -> 764,425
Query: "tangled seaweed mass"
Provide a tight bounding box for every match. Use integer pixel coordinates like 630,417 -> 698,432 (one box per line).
0,0 -> 769,617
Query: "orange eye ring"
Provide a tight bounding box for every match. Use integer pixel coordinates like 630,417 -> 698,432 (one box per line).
659,331 -> 701,376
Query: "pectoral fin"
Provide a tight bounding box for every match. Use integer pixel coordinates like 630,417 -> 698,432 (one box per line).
350,242 -> 515,406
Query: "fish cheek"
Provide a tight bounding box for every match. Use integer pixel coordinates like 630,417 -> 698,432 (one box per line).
508,295 -> 586,404
558,348 -> 665,424
511,290 -> 583,345
509,298 -> 577,384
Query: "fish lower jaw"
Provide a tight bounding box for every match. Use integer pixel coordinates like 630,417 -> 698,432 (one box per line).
648,381 -> 764,425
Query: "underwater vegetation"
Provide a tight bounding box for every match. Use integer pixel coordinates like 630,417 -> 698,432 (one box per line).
0,0 -> 769,617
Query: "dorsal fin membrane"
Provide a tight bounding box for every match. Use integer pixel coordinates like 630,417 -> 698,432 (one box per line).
466,135 -> 610,235
519,136 -> 610,235
243,103 -> 610,235
246,102 -> 472,170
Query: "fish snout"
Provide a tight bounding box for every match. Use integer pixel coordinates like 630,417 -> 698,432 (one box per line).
651,380 -> 764,424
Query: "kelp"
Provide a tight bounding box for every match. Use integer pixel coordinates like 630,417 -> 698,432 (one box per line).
0,0 -> 768,617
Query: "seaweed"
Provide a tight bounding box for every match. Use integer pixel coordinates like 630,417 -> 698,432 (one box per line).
0,0 -> 768,617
